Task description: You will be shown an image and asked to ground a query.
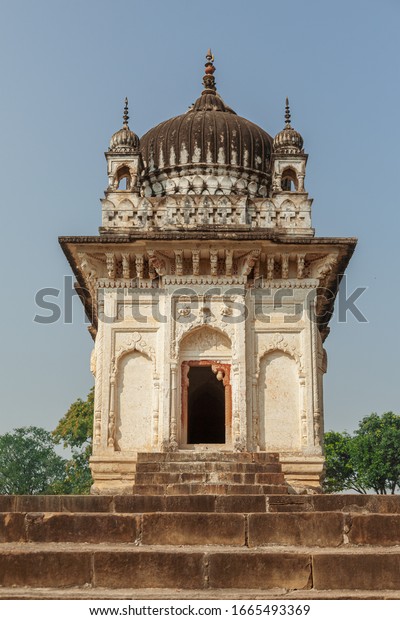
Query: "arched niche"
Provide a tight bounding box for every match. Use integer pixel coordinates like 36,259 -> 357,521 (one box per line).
115,350 -> 153,451
258,350 -> 301,451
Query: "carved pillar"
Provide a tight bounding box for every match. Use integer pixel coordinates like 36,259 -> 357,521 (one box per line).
169,362 -> 178,450
311,299 -> 321,447
152,373 -> 160,447
107,369 -> 116,448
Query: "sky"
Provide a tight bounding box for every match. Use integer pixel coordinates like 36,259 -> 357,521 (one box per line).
0,0 -> 399,436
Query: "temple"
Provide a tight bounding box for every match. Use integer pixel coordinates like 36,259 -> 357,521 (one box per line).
60,51 -> 356,493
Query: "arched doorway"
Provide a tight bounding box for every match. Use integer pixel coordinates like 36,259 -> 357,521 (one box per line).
182,361 -> 231,446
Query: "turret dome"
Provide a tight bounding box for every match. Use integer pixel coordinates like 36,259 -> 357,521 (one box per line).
109,98 -> 140,154
273,98 -> 304,155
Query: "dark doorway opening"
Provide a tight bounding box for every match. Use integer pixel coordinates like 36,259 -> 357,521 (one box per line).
187,366 -> 225,443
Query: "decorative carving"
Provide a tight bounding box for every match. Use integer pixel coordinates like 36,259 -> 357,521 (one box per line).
105,253 -> 116,279
241,249 -> 260,276
135,253 -> 144,279
147,250 -> 166,276
181,326 -> 231,354
266,256 -> 275,280
258,333 -> 303,373
121,253 -> 130,279
297,254 -> 305,279
174,250 -> 183,276
281,254 -> 289,279
192,250 -> 200,275
115,331 -> 155,365
225,249 -> 233,276
210,249 -> 218,276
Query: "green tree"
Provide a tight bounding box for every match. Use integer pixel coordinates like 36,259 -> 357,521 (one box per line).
53,387 -> 94,494
351,412 -> 400,494
324,412 -> 400,494
0,426 -> 67,494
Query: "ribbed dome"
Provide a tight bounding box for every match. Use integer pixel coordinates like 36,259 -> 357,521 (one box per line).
273,98 -> 304,155
109,126 -> 140,153
139,53 -> 273,198
109,97 -> 140,154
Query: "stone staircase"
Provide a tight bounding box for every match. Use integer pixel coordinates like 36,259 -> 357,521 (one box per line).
1,491 -> 400,599
129,451 -> 289,495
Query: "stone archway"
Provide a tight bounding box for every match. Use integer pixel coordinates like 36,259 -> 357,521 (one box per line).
179,326 -> 232,447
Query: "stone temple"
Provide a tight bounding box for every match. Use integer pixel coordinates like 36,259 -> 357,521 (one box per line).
60,51 -> 356,494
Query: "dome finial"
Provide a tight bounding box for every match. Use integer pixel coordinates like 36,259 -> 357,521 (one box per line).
285,97 -> 291,128
123,97 -> 129,128
202,49 -> 216,92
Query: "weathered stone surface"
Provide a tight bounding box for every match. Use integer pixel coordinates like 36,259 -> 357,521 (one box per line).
61,495 -> 113,513
313,553 -> 400,590
114,495 -> 166,513
0,514 -> 25,542
312,495 -> 400,513
208,552 -> 312,589
216,495 -> 266,513
0,551 -> 92,587
141,513 -> 245,546
25,513 -> 139,543
248,513 -> 344,547
94,551 -> 205,589
0,497 -> 16,512
14,496 -> 62,513
165,495 -> 216,512
268,496 -> 313,513
349,515 -> 400,545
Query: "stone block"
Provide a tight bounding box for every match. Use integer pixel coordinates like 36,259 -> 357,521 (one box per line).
141,513 -> 245,545
25,513 -> 139,543
215,495 -> 266,513
208,552 -> 311,589
61,495 -> 113,513
14,496 -> 62,512
0,497 -> 15,512
255,473 -> 286,484
349,515 -> 400,545
312,553 -> 400,590
0,551 -> 92,587
165,495 -> 216,512
94,550 -> 205,589
0,513 -> 26,542
248,513 -> 344,547
114,495 -> 166,513
268,496 -> 313,513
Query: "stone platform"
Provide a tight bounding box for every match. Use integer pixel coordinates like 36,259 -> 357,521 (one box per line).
1,493 -> 400,599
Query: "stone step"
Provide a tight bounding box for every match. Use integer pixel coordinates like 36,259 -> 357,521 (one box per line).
2,494 -> 400,514
136,452 -> 280,463
3,511 -> 400,547
133,472 -> 286,485
3,586 -> 400,600
135,461 -> 283,474
130,483 -> 289,495
1,543 -> 400,591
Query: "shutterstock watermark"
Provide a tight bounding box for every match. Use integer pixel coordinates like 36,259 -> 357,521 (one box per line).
33,275 -> 368,326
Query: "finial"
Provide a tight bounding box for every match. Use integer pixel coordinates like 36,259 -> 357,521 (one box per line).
202,49 -> 216,92
123,97 -> 129,128
285,97 -> 291,128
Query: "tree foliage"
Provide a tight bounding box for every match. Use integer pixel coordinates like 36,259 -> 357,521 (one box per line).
53,387 -> 94,494
324,412 -> 400,494
0,427 -> 67,495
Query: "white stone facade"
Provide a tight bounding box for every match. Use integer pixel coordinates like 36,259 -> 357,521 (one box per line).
60,57 -> 356,493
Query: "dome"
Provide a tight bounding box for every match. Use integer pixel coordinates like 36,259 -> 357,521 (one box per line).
139,52 -> 273,198
109,98 -> 140,154
273,98 -> 304,155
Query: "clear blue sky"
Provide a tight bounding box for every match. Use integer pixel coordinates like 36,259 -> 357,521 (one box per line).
0,0 -> 398,435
